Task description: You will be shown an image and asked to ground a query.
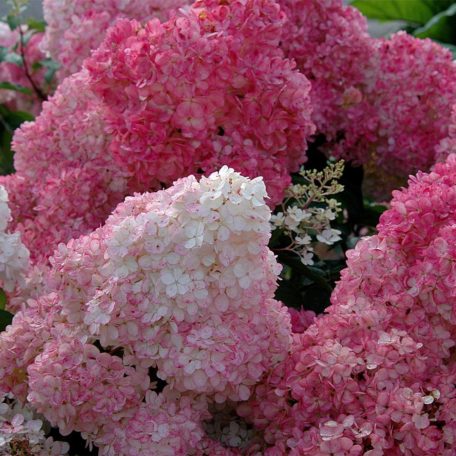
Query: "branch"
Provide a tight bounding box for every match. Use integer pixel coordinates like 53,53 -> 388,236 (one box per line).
17,25 -> 46,102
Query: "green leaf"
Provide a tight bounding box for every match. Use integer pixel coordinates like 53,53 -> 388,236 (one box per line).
36,58 -> 60,85
27,19 -> 46,33
0,81 -> 32,95
0,46 -> 23,66
0,289 -> 6,310
0,129 -> 14,175
414,3 -> 456,43
6,14 -> 20,30
350,0 -> 453,25
0,309 -> 13,332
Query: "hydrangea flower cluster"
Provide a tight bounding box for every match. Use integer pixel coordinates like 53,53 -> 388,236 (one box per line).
271,160 -> 343,265
42,0 -> 192,80
0,185 -> 29,294
278,0 -> 375,147
0,393 -> 69,455
279,0 -> 456,186
86,0 -> 314,204
436,104 -> 456,163
0,23 -> 48,115
5,0 -> 314,264
236,154 -> 456,454
0,167 -> 292,453
356,33 -> 456,178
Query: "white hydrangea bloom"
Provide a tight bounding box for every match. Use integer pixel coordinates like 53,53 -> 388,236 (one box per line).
0,393 -> 69,455
270,161 -> 344,265
0,186 -> 30,293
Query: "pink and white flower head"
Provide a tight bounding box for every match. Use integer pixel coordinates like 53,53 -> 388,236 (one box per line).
50,166 -> 291,401
0,167 -> 292,452
42,0 -> 192,80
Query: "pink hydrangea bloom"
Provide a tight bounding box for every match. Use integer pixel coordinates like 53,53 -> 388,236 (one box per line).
436,104 -> 456,163
86,0 -> 314,204
329,32 -> 456,188
280,1 -> 456,185
279,0 -> 375,147
238,154 -> 456,454
358,33 -> 456,177
7,71 -> 129,263
42,0 -> 193,80
27,338 -> 149,437
94,388 -> 209,455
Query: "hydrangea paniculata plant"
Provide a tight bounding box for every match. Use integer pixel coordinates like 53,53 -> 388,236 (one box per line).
5,0 -> 315,264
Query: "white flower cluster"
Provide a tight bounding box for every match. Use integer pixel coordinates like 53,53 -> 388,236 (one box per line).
49,166 -> 291,405
271,161 -> 344,265
0,393 -> 69,455
0,186 -> 30,293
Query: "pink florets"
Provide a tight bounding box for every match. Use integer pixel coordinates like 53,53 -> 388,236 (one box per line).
288,307 -> 316,334
86,0 -> 314,204
27,338 -> 149,437
8,71 -> 128,263
42,0 -> 192,80
358,33 -> 456,176
279,0 -> 375,146
94,389 -> 209,455
436,104 -> 456,163
238,154 -> 456,454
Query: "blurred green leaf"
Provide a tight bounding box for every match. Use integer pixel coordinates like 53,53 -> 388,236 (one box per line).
6,14 -> 20,30
350,0 -> 453,25
414,3 -> 456,43
0,289 -> 6,310
4,109 -> 34,126
0,309 -> 13,332
0,105 -> 33,175
0,46 -> 22,66
0,81 -> 33,95
36,58 -> 60,85
0,129 -> 14,175
27,19 -> 46,33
